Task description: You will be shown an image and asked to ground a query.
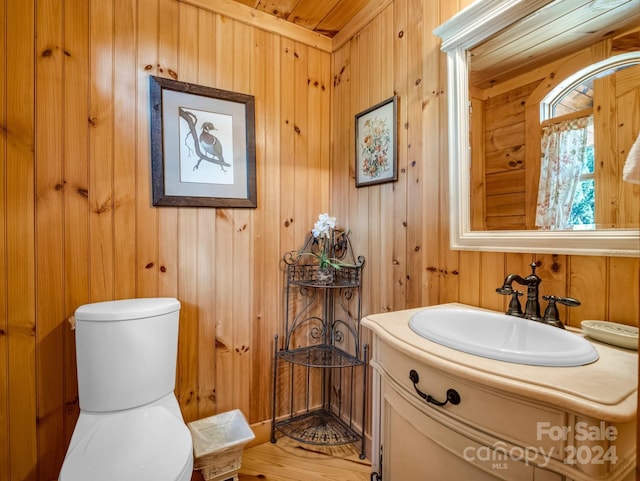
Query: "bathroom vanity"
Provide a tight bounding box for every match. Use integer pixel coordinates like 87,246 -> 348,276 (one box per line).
363,304 -> 637,481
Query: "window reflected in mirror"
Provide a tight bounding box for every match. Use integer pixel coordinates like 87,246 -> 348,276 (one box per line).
469,34 -> 640,232
539,60 -> 639,231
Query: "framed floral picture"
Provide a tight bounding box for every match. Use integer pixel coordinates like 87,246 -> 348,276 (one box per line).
354,95 -> 398,187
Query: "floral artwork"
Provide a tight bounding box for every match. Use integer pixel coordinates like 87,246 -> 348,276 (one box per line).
355,96 -> 397,187
360,116 -> 391,179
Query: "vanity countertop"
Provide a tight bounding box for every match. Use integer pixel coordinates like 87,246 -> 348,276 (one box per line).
363,303 -> 638,422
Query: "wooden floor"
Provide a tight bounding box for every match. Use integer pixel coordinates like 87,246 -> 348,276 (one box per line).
192,437 -> 372,481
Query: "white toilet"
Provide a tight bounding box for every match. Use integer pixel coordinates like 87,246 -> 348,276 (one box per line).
59,297 -> 194,481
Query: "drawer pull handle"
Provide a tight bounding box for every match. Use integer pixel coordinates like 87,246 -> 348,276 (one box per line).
409,369 -> 461,406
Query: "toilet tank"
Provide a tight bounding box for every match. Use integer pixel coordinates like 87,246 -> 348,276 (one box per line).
74,298 -> 181,412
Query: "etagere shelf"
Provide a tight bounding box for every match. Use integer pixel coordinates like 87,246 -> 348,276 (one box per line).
270,229 -> 367,459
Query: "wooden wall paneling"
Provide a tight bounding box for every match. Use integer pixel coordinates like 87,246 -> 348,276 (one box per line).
35,0 -> 66,477
348,16 -> 376,438
483,93 -> 527,229
594,73 -> 617,227
523,101 -> 540,229
231,20 -> 254,419
315,34 -> 347,416
343,34 -> 362,240
391,0 -> 407,311
0,0 -> 8,476
157,0 -> 180,301
175,203 -> 199,423
469,96 -> 485,230
279,37 -> 296,260
89,0 -> 115,302
136,0 -> 160,299
63,0 -> 90,449
329,46 -> 347,222
6,0 -> 37,478
351,18 -> 371,315
250,29 -> 282,424
196,204 -> 217,418
292,39 -> 326,291
420,0 -> 449,305
520,96 -> 542,228
342,27 -> 358,260
616,64 -> 640,228
250,25 -> 278,418
364,13 -> 382,317
210,208 -> 236,415
113,0 -> 138,300
292,40 -> 323,411
456,252 -> 480,306
404,0 -> 425,308
536,254 -> 570,323
310,41 -> 332,226
195,8 -> 217,419
212,14 -> 241,415
484,117 -> 526,155
329,44 -> 346,219
292,41 -> 311,243
175,1 -> 200,423
608,257 -> 639,327
479,253 -> 507,312
278,36 -> 296,418
376,6 -> 396,316
438,0 -> 462,306
567,255 -> 608,327
331,42 -> 373,434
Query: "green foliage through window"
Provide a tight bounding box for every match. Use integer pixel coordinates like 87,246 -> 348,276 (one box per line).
569,146 -> 595,228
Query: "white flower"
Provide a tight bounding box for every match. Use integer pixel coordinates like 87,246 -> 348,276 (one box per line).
312,213 -> 336,239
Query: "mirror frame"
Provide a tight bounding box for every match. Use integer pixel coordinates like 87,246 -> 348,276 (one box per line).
434,0 -> 640,257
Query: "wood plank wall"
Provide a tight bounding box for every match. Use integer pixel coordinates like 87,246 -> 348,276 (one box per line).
0,0 -> 637,480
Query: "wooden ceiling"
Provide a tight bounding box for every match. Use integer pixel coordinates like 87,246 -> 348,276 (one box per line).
231,0 -> 373,37
469,0 -> 640,89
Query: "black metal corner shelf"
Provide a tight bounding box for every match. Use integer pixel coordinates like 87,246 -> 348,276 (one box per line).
271,229 -> 367,459
277,344 -> 364,368
274,409 -> 362,446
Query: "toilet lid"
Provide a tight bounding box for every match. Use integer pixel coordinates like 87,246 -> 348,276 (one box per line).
61,406 -> 192,481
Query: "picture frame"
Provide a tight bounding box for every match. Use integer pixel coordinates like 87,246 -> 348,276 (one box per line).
354,95 -> 398,187
149,75 -> 257,207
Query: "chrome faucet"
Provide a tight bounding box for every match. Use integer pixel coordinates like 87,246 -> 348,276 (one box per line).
496,263 -> 580,329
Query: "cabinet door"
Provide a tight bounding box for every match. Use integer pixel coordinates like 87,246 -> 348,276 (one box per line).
380,379 -> 536,481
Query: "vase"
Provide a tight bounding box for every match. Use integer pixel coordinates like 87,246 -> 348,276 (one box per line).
316,266 -> 334,285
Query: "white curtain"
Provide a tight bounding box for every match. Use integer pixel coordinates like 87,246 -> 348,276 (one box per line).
535,115 -> 593,230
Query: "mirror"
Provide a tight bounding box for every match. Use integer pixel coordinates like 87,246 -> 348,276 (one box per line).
434,0 -> 640,256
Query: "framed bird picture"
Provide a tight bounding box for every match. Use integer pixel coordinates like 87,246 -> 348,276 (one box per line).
149,76 -> 257,207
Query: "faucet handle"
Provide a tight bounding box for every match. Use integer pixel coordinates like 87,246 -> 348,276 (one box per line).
506,290 -> 524,317
542,295 -> 581,329
555,296 -> 580,307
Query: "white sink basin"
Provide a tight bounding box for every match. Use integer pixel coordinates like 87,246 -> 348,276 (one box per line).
409,307 -> 599,367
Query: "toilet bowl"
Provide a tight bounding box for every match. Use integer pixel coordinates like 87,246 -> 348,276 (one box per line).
59,298 -> 193,481
60,395 -> 193,481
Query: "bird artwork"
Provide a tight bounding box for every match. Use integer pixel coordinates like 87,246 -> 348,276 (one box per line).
179,107 -> 232,172
198,122 -> 225,169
